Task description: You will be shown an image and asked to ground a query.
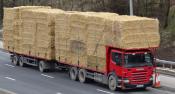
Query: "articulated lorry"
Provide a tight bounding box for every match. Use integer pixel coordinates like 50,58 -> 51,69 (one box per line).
3,6 -> 160,91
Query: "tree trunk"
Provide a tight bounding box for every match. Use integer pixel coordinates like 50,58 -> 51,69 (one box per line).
164,0 -> 170,28
0,0 -> 3,27
13,0 -> 16,7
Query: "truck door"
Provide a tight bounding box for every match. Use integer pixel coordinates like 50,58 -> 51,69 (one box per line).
109,50 -> 123,76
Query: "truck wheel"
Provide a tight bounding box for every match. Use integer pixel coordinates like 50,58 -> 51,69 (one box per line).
10,55 -> 14,63
19,57 -> 26,67
69,67 -> 78,81
39,61 -> 47,72
108,74 -> 117,91
78,69 -> 86,83
12,55 -> 19,66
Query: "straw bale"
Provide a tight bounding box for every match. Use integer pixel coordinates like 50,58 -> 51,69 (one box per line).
112,15 -> 160,49
21,8 -> 63,59
2,30 -> 14,52
3,6 -> 51,53
3,8 -> 18,20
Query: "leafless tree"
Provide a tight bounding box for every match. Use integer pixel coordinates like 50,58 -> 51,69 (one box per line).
0,0 -> 3,26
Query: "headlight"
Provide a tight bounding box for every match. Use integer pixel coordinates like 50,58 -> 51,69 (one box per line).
118,78 -> 129,83
123,79 -> 129,83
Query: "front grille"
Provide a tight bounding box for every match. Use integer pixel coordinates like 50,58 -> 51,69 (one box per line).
129,70 -> 149,84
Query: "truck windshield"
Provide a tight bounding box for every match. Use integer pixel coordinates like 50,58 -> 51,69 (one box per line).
124,53 -> 153,68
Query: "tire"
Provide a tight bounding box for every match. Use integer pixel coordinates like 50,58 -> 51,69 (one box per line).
69,67 -> 78,81
39,61 -> 47,72
78,69 -> 86,83
19,57 -> 26,67
10,55 -> 14,63
108,74 -> 118,91
12,55 -> 19,66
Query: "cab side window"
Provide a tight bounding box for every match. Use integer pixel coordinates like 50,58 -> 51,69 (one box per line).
112,52 -> 122,65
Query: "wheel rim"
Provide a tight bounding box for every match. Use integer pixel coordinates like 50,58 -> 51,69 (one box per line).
79,70 -> 85,83
109,76 -> 117,91
19,60 -> 23,67
39,62 -> 43,72
13,56 -> 18,65
70,68 -> 77,80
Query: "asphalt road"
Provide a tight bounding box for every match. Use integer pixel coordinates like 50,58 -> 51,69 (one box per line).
0,51 -> 175,94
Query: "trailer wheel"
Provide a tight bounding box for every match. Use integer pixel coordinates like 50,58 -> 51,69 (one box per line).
10,55 -> 14,63
78,69 -> 87,83
108,74 -> 117,91
12,55 -> 19,66
69,67 -> 78,81
39,61 -> 47,72
19,57 -> 26,67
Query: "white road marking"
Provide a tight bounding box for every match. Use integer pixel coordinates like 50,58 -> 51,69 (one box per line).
56,92 -> 62,94
41,74 -> 54,79
96,89 -> 114,94
0,88 -> 16,94
5,64 -> 15,68
4,77 -> 16,81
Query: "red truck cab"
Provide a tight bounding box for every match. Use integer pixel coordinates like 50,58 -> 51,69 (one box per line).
106,46 -> 155,90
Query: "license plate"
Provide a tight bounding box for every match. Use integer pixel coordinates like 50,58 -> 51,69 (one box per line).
136,85 -> 144,88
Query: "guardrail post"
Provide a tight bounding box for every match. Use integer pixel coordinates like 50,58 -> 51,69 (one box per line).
170,64 -> 173,69
162,64 -> 165,68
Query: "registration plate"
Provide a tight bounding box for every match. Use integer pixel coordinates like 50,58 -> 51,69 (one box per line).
136,85 -> 144,88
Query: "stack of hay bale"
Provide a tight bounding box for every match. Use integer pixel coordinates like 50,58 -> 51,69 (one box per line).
85,12 -> 108,72
85,14 -> 159,72
3,6 -> 51,53
3,8 -> 18,52
90,12 -> 119,72
55,12 -> 88,67
68,12 -> 88,67
20,8 -> 63,60
55,12 -> 70,63
112,16 -> 160,49
55,11 -> 160,72
3,6 -> 160,72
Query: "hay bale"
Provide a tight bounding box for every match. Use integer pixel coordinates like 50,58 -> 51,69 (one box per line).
20,8 -> 64,59
3,6 -> 51,53
69,12 -> 88,42
3,8 -> 19,20
113,15 -> 160,49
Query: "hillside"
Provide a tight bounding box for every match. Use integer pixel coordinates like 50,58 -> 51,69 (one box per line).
158,5 -> 175,61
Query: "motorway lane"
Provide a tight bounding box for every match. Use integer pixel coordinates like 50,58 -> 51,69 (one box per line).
0,51 -> 175,94
161,75 -> 175,87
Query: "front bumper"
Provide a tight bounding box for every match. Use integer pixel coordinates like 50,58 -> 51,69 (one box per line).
118,81 -> 153,89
